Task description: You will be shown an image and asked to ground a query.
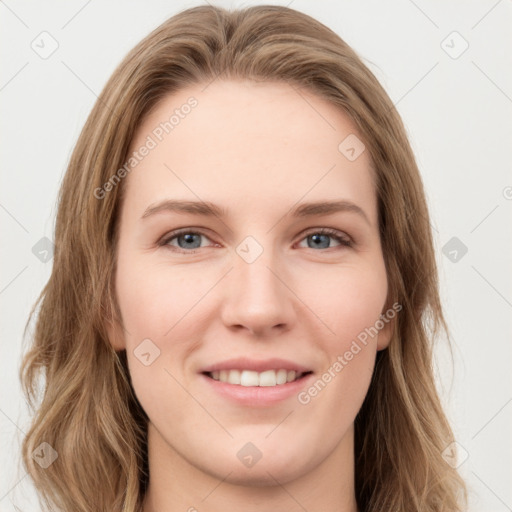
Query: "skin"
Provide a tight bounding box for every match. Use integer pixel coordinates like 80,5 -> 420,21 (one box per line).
107,80 -> 392,512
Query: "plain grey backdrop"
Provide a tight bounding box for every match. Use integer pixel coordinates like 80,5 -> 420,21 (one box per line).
1,1 -> 511,510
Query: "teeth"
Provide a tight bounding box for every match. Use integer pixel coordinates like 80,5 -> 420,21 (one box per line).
276,369 -> 287,385
209,369 -> 305,386
259,370 -> 277,387
227,369 -> 241,385
240,370 -> 259,387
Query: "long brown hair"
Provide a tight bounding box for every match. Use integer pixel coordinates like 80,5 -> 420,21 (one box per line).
19,5 -> 467,511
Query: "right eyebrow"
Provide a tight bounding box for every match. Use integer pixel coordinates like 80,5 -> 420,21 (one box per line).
141,200 -> 227,220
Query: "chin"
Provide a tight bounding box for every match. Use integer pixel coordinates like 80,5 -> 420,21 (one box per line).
212,458 -> 310,487
195,439 -> 318,488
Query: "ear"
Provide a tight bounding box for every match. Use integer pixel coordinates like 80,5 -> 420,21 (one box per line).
106,316 -> 126,351
376,319 -> 392,351
104,291 -> 126,351
376,301 -> 401,351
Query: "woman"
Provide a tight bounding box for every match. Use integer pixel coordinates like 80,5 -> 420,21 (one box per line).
20,5 -> 467,511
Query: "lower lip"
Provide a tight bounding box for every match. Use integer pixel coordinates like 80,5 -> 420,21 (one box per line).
200,373 -> 315,407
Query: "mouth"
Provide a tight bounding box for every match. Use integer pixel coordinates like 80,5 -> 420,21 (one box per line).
199,358 -> 315,405
203,369 -> 313,387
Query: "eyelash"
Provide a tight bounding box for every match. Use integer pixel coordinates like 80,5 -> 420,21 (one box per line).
158,227 -> 353,254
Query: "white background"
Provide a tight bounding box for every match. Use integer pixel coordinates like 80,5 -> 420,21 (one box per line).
1,1 -> 511,510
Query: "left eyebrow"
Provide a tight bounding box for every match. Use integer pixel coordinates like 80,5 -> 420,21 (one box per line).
290,200 -> 371,225
140,198 -> 371,226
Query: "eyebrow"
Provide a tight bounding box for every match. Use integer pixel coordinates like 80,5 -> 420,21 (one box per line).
141,199 -> 371,225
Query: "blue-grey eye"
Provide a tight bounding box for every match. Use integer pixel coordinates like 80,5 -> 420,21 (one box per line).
297,229 -> 350,250
307,233 -> 332,249
175,233 -> 203,249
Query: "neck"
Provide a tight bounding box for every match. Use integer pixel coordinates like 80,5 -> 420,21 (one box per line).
142,422 -> 359,512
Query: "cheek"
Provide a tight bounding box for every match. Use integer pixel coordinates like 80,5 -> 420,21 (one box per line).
295,263 -> 386,404
295,260 -> 388,351
115,255 -> 212,338
116,248 -> 388,356
114,256 -> 204,393
295,268 -> 385,424
114,258 -> 202,422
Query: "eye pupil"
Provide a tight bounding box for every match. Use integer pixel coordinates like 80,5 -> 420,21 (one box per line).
309,234 -> 330,249
179,233 -> 201,249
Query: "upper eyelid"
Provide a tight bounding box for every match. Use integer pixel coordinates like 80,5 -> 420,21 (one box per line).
159,228 -> 214,244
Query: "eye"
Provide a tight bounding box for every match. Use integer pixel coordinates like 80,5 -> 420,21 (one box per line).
159,229 -> 214,253
158,227 -> 353,254
297,228 -> 353,250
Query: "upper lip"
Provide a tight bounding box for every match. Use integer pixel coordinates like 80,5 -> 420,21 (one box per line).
200,357 -> 312,374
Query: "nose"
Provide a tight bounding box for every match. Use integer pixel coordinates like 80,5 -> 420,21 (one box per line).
220,244 -> 296,337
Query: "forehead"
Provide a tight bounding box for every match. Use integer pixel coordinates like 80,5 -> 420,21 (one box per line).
122,80 -> 377,225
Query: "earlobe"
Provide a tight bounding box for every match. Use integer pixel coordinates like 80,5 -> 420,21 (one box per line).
106,318 -> 126,351
376,319 -> 393,351
376,299 -> 399,351
104,293 -> 126,351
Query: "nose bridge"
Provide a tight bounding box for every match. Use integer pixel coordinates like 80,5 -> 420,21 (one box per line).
221,235 -> 294,333
235,235 -> 285,303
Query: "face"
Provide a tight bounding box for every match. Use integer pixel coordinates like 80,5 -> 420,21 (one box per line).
108,80 -> 392,486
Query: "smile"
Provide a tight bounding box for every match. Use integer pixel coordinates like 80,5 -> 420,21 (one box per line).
205,369 -> 312,387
